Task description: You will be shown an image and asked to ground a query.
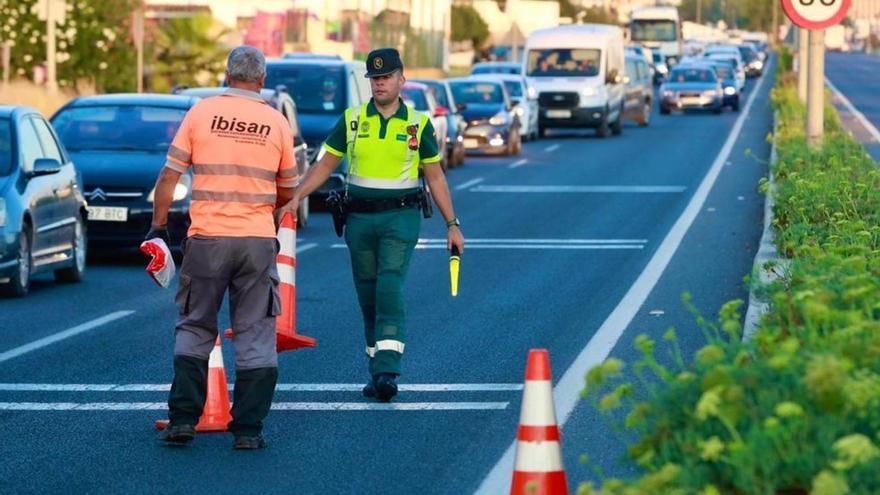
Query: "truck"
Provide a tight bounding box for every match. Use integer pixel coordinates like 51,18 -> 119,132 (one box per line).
629,6 -> 682,66
825,25 -> 848,52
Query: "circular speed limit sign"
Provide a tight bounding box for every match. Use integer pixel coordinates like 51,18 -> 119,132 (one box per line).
781,0 -> 851,30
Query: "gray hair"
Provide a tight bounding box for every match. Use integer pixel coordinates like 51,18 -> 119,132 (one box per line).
226,46 -> 266,83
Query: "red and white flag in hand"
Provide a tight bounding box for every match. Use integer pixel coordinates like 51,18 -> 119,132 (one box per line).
139,238 -> 176,288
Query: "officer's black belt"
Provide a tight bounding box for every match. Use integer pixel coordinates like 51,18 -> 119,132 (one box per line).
346,193 -> 422,214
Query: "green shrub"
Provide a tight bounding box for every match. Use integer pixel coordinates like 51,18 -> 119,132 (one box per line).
579,59 -> 880,495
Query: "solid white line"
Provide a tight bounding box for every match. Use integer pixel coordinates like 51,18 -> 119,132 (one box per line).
0,311 -> 136,364
544,144 -> 560,152
296,243 -> 318,254
825,77 -> 880,143
0,402 -> 510,411
417,239 -> 648,244
414,245 -> 644,250
0,383 -> 523,392
471,185 -> 686,193
475,55 -> 773,494
454,177 -> 484,191
509,158 -> 528,169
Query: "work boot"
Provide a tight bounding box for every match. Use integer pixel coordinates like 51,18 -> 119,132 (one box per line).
158,423 -> 195,445
374,373 -> 398,403
233,434 -> 267,450
362,377 -> 377,398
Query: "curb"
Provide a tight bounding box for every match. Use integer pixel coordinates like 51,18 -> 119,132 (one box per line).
742,112 -> 786,342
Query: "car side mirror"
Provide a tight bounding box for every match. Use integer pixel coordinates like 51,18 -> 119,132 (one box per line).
32,158 -> 62,176
434,106 -> 449,117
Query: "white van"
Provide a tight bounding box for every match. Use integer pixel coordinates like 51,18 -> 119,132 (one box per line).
522,24 -> 626,138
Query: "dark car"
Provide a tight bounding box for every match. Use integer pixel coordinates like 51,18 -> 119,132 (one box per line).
448,78 -> 521,156
410,79 -> 467,167
623,54 -> 653,127
51,94 -> 198,249
0,106 -> 87,296
703,60 -> 741,111
470,62 -> 522,76
737,43 -> 764,77
264,58 -> 370,197
659,66 -> 723,115
175,86 -> 312,226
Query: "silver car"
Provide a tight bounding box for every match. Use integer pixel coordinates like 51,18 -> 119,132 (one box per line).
470,74 -> 540,141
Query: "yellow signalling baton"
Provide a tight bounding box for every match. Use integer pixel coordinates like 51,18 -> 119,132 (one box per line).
449,246 -> 460,297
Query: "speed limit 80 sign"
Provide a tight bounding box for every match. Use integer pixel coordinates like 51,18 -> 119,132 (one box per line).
781,0 -> 851,30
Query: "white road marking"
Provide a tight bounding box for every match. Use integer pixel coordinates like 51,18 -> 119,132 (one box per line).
333,238 -> 647,250
454,177 -> 484,191
0,402 -> 510,411
0,311 -> 135,364
415,245 -> 644,250
0,383 -> 523,392
509,158 -> 528,169
648,309 -> 665,316
417,239 -> 647,245
471,185 -> 686,194
826,77 -> 880,143
476,54 -> 773,495
296,243 -> 318,254
544,144 -> 560,152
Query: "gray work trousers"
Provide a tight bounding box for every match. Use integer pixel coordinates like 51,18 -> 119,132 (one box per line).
174,235 -> 280,368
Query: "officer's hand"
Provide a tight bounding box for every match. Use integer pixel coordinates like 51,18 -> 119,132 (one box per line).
447,226 -> 464,255
145,224 -> 172,246
275,196 -> 300,224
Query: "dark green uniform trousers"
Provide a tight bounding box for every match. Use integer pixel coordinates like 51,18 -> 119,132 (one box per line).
344,207 -> 421,376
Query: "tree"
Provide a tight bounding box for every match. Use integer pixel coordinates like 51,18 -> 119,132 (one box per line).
578,6 -> 616,24
451,5 -> 489,49
148,13 -> 228,93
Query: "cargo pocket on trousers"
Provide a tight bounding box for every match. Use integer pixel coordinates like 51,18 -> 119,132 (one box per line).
268,273 -> 282,317
175,273 -> 193,316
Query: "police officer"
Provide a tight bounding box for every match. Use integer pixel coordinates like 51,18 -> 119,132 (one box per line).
279,48 -> 465,402
148,46 -> 299,448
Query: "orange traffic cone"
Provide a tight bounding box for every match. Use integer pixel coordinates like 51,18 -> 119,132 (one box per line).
155,336 -> 232,432
225,212 -> 316,352
510,349 -> 568,495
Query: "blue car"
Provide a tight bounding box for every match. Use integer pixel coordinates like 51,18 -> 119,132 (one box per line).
51,94 -> 198,248
0,106 -> 87,296
410,79 -> 467,167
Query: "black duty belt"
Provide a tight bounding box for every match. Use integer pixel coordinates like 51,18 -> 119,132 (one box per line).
346,193 -> 422,214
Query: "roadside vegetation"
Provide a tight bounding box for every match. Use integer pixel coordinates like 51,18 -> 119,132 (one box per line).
578,51 -> 880,494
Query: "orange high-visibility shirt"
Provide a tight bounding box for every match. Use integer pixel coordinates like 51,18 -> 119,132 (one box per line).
164,88 -> 297,238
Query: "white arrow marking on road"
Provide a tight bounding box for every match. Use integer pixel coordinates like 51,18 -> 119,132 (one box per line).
825,77 -> 880,143
471,185 -> 687,193
476,52 -> 774,495
0,402 -> 510,411
0,310 -> 135,364
454,177 -> 484,191
0,383 -> 523,392
509,158 -> 528,169
544,144 -> 560,152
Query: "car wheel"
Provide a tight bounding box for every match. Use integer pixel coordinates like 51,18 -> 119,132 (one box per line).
55,215 -> 87,283
611,105 -> 623,136
2,223 -> 32,297
713,105 -> 723,115
732,98 -> 741,112
538,125 -> 547,139
638,100 -> 651,127
595,111 -> 610,138
296,195 -> 309,229
660,106 -> 671,115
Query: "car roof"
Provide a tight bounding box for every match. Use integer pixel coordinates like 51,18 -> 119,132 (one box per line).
403,82 -> 429,91
469,73 -> 524,82
175,86 -> 288,102
63,93 -> 197,109
446,77 -> 504,86
0,106 -> 38,118
282,53 -> 344,60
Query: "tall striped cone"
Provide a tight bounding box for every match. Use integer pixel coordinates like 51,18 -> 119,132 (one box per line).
155,336 -> 233,432
225,212 -> 316,352
510,349 -> 568,495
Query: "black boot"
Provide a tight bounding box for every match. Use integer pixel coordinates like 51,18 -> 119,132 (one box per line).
229,367 -> 278,445
374,373 -> 398,403
158,423 -> 196,445
362,377 -> 377,398
167,355 -> 209,427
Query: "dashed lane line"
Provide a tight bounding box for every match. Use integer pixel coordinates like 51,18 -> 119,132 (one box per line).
471,185 -> 686,193
0,383 -> 523,392
454,177 -> 484,191
0,402 -> 510,411
509,159 -> 528,169
544,144 -> 560,152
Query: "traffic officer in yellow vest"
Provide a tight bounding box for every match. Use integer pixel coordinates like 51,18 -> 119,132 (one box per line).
279,48 -> 465,402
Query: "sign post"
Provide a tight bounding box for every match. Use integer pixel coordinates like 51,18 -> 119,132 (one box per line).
780,0 -> 852,149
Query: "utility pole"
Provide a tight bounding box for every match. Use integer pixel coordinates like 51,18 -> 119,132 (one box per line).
133,8 -> 144,93
697,0 -> 702,25
806,28 -> 825,148
45,0 -> 58,96
797,27 -> 808,103
771,0 -> 779,47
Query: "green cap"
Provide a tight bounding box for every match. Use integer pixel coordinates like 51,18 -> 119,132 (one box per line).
365,48 -> 403,78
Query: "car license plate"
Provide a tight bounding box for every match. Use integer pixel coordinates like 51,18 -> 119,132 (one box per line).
463,138 -> 480,149
88,206 -> 128,222
546,109 -> 571,119
681,97 -> 701,105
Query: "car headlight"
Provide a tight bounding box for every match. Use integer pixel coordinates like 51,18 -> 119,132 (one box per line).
662,90 -> 674,98
667,56 -> 678,66
703,90 -> 718,98
514,106 -> 525,117
527,86 -> 537,99
488,112 -> 507,126
147,173 -> 191,202
724,86 -> 737,95
753,60 -> 763,70
656,64 -> 669,75
0,197 -> 5,228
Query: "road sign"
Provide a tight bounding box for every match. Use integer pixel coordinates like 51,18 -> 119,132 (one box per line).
781,0 -> 851,31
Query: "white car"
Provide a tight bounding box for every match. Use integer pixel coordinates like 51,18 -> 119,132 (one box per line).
470,74 -> 539,141
705,53 -> 745,92
402,82 -> 450,169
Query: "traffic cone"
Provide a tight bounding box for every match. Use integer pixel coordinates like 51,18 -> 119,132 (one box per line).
225,212 -> 316,352
155,336 -> 232,432
510,349 -> 568,495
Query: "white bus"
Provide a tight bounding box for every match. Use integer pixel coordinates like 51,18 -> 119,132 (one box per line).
629,6 -> 682,66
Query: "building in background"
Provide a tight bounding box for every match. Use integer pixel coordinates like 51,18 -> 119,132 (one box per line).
453,0 -> 560,62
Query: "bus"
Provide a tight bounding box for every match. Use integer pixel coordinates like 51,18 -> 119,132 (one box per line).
629,6 -> 682,67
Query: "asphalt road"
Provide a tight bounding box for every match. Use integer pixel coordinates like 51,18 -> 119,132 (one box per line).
826,52 -> 880,161
0,67 -> 772,494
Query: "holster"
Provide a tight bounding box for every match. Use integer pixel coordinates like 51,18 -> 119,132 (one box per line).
419,179 -> 433,219
326,190 -> 348,238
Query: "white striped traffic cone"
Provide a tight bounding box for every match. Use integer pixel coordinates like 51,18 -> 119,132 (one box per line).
510,349 -> 568,495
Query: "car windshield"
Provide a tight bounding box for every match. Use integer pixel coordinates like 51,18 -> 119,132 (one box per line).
450,82 -> 503,104
402,88 -> 429,111
713,65 -> 732,79
422,82 -> 450,108
738,46 -> 757,61
631,20 -> 677,42
472,65 -> 519,75
0,119 -> 11,175
52,105 -> 187,152
265,65 -> 345,114
670,68 -> 717,83
503,80 -> 523,98
708,55 -> 737,68
526,48 -> 601,77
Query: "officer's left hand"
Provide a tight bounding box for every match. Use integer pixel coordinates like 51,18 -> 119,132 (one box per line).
448,226 -> 464,254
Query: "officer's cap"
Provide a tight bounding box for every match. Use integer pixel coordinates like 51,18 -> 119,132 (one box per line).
365,48 -> 403,78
